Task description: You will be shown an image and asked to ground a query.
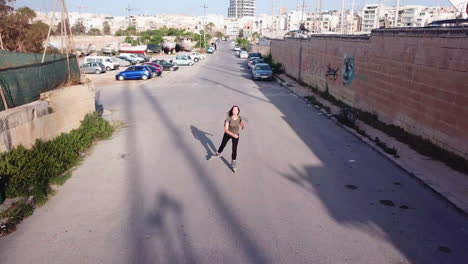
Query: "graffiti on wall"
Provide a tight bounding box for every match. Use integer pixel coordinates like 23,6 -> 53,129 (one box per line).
309,61 -> 324,77
343,56 -> 355,86
325,64 -> 339,81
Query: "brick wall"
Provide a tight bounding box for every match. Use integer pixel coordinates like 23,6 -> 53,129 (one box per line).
248,44 -> 271,56
271,28 -> 468,159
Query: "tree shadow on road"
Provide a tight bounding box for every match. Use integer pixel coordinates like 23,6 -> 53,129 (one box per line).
144,191 -> 198,264
138,85 -> 270,263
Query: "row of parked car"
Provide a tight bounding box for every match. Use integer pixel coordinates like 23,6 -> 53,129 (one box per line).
233,47 -> 273,81
79,50 -> 213,81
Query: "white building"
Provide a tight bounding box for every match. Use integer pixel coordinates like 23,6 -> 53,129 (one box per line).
397,5 -> 428,27
361,4 -> 383,32
228,0 -> 256,18
286,10 -> 309,31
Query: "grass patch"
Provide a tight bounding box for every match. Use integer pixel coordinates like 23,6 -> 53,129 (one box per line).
0,113 -> 114,236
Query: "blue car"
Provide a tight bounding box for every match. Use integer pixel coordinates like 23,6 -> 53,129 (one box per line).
251,63 -> 273,81
115,66 -> 152,81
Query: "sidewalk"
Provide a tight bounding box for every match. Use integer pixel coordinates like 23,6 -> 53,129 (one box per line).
275,73 -> 468,215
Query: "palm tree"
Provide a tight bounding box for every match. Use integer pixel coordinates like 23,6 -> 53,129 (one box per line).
205,22 -> 215,33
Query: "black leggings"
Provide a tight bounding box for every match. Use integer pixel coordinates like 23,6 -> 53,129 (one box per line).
217,133 -> 239,160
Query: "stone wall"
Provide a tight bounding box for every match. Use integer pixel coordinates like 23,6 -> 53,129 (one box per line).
50,36 -> 126,51
271,27 -> 468,159
0,82 -> 96,152
248,43 -> 271,56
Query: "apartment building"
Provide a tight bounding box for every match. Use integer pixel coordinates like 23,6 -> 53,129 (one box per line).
228,0 -> 256,18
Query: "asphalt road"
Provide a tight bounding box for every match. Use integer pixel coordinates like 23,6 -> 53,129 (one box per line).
0,42 -> 467,264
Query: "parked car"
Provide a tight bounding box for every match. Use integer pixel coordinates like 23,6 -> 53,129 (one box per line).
144,64 -> 163,77
239,51 -> 249,59
85,56 -> 119,71
250,58 -> 265,69
119,53 -> 145,63
179,52 -> 205,62
116,56 -> 137,65
206,47 -> 215,54
144,62 -> 163,70
192,52 -> 206,60
171,55 -> 195,66
251,63 -> 273,81
135,53 -> 150,62
248,52 -> 262,59
233,45 -> 241,51
147,44 -> 162,53
115,66 -> 153,81
80,62 -> 106,74
113,57 -> 131,67
247,57 -> 262,69
152,59 -> 179,71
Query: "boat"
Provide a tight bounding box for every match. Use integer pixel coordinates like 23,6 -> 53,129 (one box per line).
119,43 -> 147,54
102,44 -> 117,55
162,36 -> 177,54
177,36 -> 195,51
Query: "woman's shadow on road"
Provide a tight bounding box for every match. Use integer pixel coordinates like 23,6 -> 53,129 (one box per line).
190,125 -> 231,169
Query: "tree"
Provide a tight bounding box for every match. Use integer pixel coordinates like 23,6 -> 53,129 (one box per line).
115,26 -> 136,36
54,19 -> 71,36
238,29 -> 244,38
251,32 -> 260,42
0,0 -> 14,16
88,28 -> 101,36
205,22 -> 215,33
236,37 -> 249,50
103,21 -> 111,35
0,0 -> 15,50
71,20 -> 86,35
214,31 -> 224,39
0,6 -> 48,53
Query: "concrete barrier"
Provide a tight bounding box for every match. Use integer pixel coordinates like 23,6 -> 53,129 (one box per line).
0,82 -> 96,152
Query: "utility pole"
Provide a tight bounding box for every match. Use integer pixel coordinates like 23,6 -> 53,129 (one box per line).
202,3 -> 208,49
301,0 -> 306,24
341,0 -> 345,35
125,4 -> 138,28
318,0 -> 322,33
76,0 -> 88,18
351,0 -> 355,34
42,0 -> 60,63
395,0 -> 400,27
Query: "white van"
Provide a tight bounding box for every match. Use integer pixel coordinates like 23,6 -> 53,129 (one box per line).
84,56 -> 119,71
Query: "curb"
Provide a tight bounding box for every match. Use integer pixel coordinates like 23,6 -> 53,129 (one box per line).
273,75 -> 468,217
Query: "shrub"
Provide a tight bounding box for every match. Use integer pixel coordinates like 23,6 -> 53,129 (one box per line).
0,114 -> 114,202
264,54 -> 285,74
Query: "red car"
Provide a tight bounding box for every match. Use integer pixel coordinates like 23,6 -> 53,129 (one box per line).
144,62 -> 163,70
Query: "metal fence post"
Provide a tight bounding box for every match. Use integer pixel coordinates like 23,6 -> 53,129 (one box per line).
0,84 -> 8,110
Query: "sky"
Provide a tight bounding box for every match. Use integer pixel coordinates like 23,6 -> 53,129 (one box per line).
13,0 -> 453,16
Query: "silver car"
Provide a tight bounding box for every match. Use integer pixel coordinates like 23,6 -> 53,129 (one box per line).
80,62 -> 106,74
113,57 -> 131,67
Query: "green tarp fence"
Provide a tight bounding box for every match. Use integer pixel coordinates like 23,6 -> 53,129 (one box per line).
0,51 -> 81,111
